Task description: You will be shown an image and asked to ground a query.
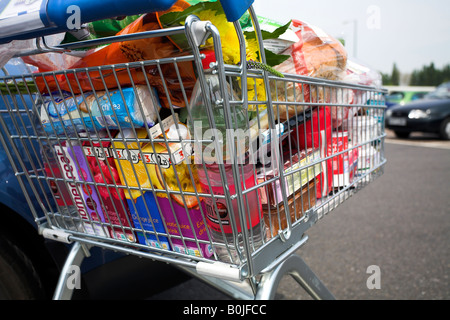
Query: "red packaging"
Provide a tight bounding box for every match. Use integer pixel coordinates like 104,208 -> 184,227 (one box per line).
290,107 -> 333,198
331,132 -> 358,187
82,132 -> 135,242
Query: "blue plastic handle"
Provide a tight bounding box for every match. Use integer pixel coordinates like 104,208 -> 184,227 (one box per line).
46,0 -> 177,27
219,0 -> 254,22
0,0 -> 177,44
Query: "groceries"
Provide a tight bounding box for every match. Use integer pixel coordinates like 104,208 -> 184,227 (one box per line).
22,0 -> 196,109
30,5 -> 384,265
82,131 -> 135,242
187,50 -> 264,263
331,132 -> 358,187
53,141 -> 109,237
39,86 -> 160,135
112,117 -> 213,258
258,148 -> 320,238
264,180 -> 316,239
271,19 -> 348,122
291,107 -> 333,198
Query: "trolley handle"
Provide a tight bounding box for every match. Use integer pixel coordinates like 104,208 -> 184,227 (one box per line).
0,0 -> 178,44
0,0 -> 254,45
219,0 -> 255,22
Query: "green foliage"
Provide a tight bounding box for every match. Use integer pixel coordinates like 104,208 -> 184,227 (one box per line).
382,62 -> 450,86
410,63 -> 450,86
381,63 -> 400,85
390,63 -> 400,86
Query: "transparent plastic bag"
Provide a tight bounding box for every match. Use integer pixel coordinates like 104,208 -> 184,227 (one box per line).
272,19 -> 348,121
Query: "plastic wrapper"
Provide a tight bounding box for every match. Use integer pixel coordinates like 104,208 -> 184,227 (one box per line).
344,58 -> 382,88
277,20 -> 347,80
272,19 -> 348,122
0,33 -> 67,69
39,85 -> 161,134
331,58 -> 383,129
22,0 -> 196,110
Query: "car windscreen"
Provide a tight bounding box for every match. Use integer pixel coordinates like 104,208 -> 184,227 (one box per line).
427,83 -> 450,99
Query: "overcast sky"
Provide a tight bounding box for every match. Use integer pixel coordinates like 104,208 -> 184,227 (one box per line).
253,0 -> 450,75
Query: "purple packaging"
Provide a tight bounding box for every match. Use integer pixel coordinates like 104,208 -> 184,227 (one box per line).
54,143 -> 107,236
157,197 -> 213,258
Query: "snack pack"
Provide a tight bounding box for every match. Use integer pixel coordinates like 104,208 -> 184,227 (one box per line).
39,85 -> 160,134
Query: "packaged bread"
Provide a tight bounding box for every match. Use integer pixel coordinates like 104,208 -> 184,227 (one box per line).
271,19 -> 348,121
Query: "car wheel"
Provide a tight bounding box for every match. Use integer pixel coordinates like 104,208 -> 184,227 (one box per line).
0,235 -> 46,299
439,118 -> 450,140
394,131 -> 410,139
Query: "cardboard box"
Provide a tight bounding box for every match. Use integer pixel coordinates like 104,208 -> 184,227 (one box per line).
112,116 -> 212,258
112,128 -> 171,251
127,191 -> 171,250
290,107 -> 333,198
54,143 -> 108,237
331,132 -> 358,187
264,180 -> 316,238
82,132 -> 135,242
258,148 -> 321,207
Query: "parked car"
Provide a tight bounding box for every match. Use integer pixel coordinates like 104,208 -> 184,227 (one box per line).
385,82 -> 450,140
0,60 -> 191,300
385,90 -> 431,108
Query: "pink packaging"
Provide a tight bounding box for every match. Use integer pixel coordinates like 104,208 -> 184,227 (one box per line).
331,132 -> 358,187
82,137 -> 135,242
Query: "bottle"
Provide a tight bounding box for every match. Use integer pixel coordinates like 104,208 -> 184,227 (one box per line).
187,51 -> 265,264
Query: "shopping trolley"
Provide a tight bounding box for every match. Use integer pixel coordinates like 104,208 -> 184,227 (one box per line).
0,0 -> 387,300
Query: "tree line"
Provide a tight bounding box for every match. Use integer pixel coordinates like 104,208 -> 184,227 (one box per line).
382,62 -> 450,86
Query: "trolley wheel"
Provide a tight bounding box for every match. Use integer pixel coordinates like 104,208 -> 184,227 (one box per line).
0,235 -> 45,299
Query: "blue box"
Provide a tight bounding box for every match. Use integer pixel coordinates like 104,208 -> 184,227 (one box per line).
128,192 -> 171,250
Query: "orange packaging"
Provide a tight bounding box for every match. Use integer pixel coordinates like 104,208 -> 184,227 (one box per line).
23,0 -> 196,110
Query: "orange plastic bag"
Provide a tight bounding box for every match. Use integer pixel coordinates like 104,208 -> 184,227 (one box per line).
26,0 -> 195,109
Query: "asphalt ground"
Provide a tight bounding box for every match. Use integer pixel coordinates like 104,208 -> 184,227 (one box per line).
149,131 -> 450,300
